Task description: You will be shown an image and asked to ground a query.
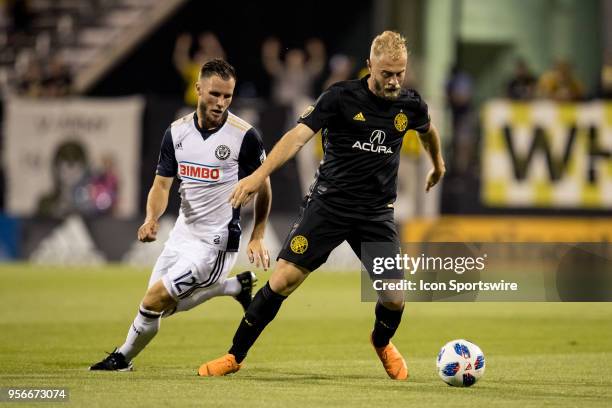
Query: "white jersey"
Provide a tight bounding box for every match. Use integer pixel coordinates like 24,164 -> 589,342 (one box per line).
156,110 -> 265,252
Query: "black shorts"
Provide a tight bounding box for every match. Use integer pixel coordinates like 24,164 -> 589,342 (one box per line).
277,198 -> 402,274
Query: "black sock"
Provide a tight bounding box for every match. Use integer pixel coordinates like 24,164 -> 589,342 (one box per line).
371,301 -> 404,348
229,282 -> 287,363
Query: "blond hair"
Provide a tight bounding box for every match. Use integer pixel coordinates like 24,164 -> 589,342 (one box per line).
370,31 -> 407,61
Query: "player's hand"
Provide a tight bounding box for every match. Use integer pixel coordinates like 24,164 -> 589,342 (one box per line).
425,166 -> 446,192
229,173 -> 264,208
138,219 -> 159,242
247,238 -> 270,271
262,37 -> 281,58
305,38 -> 325,57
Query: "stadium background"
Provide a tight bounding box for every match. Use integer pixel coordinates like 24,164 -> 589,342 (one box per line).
0,1 -> 611,407
1,0 -> 611,263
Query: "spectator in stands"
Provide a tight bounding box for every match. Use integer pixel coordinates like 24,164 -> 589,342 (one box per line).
16,56 -> 43,96
597,52 -> 612,99
537,59 -> 584,101
89,155 -> 119,215
173,32 -> 225,106
445,64 -> 475,175
262,37 -> 326,109
322,54 -> 354,91
41,54 -> 72,97
506,58 -> 536,100
261,37 -> 326,201
446,64 -> 473,134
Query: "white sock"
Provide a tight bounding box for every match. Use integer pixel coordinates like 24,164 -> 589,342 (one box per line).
221,277 -> 242,296
117,305 -> 161,361
173,277 -> 242,314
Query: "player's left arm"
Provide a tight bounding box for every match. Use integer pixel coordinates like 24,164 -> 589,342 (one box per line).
248,176 -> 272,270
418,123 -> 446,192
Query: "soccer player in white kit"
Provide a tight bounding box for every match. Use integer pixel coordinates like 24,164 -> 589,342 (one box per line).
90,59 -> 272,371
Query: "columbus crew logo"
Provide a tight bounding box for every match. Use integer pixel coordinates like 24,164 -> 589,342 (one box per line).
394,112 -> 408,132
215,145 -> 231,160
290,235 -> 308,254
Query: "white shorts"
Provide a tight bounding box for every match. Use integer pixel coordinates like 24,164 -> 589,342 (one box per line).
149,244 -> 238,301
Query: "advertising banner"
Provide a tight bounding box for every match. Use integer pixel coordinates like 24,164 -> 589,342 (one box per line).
481,100 -> 612,208
402,216 -> 612,243
3,96 -> 144,218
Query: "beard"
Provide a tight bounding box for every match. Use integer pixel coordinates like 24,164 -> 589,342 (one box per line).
373,77 -> 401,100
198,101 -> 224,128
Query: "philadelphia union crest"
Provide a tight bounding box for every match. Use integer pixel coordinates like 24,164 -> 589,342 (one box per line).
215,145 -> 231,160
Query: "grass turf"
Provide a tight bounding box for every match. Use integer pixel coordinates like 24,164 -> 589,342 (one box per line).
1,263 -> 611,407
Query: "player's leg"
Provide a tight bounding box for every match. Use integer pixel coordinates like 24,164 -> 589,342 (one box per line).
230,198 -> 348,362
198,199 -> 349,376
166,252 -> 255,315
90,250 -> 180,371
169,272 -> 251,314
348,218 -> 408,380
198,259 -> 310,376
229,260 -> 309,357
116,247 -> 241,360
115,280 -> 175,359
350,218 -> 406,343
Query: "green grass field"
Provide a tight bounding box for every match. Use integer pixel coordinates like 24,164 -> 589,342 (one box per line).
1,263 -> 611,407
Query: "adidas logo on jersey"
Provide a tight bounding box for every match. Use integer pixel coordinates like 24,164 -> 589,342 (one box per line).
353,112 -> 366,121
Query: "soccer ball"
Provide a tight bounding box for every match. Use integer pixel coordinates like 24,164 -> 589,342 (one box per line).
436,339 -> 485,387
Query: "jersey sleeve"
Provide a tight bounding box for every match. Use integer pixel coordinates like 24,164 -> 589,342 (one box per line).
297,87 -> 340,132
156,127 -> 178,177
238,127 -> 266,179
410,92 -> 431,133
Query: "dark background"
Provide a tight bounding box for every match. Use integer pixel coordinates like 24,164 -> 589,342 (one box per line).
90,0 -> 374,98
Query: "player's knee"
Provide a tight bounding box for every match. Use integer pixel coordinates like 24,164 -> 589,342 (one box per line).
381,299 -> 405,311
142,280 -> 176,313
268,275 -> 293,296
269,261 -> 308,296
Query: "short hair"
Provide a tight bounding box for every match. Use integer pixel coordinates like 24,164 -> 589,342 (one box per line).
370,31 -> 407,61
199,59 -> 236,81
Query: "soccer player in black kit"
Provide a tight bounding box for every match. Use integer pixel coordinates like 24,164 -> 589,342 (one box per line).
199,31 -> 445,380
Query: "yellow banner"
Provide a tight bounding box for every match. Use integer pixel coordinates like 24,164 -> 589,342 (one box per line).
403,216 -> 612,242
481,100 -> 612,209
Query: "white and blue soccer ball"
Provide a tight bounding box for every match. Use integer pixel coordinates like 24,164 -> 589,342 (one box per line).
436,339 -> 485,387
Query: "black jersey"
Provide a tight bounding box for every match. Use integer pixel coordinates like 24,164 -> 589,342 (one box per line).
298,74 -> 430,219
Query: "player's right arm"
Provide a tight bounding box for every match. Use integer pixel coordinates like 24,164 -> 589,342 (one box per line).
139,127 -> 178,242
230,123 -> 315,208
230,87 -> 339,208
138,175 -> 173,242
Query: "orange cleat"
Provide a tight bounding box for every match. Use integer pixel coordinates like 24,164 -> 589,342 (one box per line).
198,354 -> 242,377
371,334 -> 409,380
